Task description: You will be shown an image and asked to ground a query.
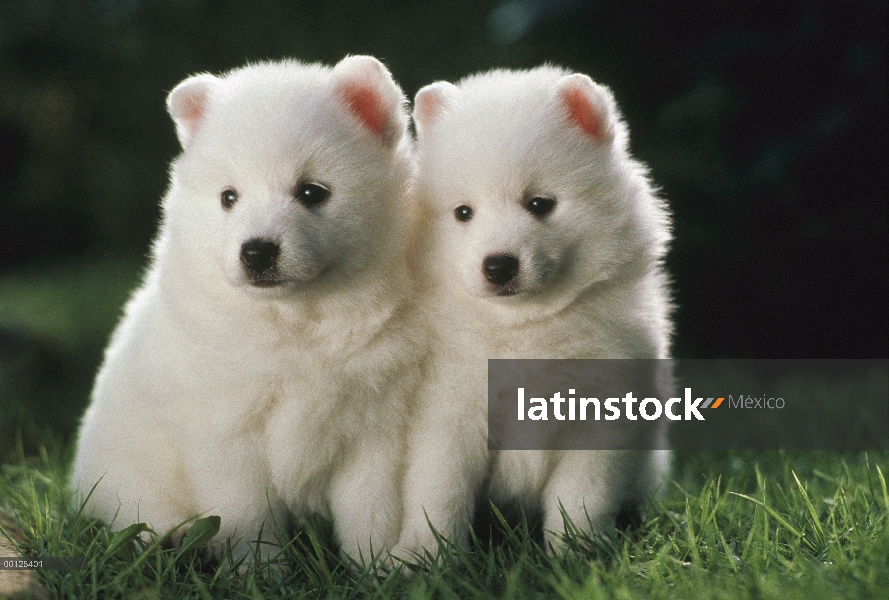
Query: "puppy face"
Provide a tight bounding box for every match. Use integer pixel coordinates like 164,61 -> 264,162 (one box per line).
438,189 -> 572,300
162,57 -> 410,299
413,68 -> 666,309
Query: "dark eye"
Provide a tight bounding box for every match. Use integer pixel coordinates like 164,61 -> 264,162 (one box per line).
526,196 -> 555,217
295,182 -> 330,208
221,189 -> 238,210
455,205 -> 474,222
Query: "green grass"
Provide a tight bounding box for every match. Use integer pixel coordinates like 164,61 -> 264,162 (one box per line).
1,448 -> 887,599
2,257 -> 887,598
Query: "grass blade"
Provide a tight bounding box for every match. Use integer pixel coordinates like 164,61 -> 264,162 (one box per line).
730,492 -> 803,539
176,515 -> 221,561
791,470 -> 825,544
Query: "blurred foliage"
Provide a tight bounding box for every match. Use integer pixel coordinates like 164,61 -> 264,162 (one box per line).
0,0 -> 886,449
0,256 -> 143,456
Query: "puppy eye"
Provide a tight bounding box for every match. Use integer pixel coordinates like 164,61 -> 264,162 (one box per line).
221,189 -> 238,211
295,182 -> 330,208
454,205 -> 474,222
525,196 -> 555,217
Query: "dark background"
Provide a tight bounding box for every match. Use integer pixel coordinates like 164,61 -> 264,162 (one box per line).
0,0 -> 886,455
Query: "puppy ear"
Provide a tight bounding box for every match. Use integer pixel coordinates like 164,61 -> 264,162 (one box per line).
553,73 -> 616,142
331,55 -> 407,147
166,74 -> 220,150
412,81 -> 458,137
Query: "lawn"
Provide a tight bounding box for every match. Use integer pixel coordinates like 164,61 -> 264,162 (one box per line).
1,257 -> 886,599
1,448 -> 885,598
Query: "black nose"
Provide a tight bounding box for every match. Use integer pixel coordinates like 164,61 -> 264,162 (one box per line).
240,239 -> 280,274
483,254 -> 519,285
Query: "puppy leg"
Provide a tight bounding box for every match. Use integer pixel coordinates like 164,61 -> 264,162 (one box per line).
540,450 -> 628,551
185,435 -> 282,567
328,435 -> 403,566
71,410 -> 194,541
395,417 -> 488,562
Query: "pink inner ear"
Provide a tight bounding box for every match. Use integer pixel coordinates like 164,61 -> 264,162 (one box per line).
416,92 -> 444,128
562,85 -> 604,139
182,95 -> 206,126
340,82 -> 388,138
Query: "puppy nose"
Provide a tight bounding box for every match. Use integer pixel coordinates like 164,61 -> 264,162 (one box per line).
240,239 -> 280,274
483,254 -> 519,285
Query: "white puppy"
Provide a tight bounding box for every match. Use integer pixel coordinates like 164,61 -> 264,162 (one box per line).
397,67 -> 672,558
71,56 -> 420,565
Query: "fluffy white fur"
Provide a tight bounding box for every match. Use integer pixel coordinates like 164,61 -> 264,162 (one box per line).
396,67 -> 672,557
70,56 -> 420,564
